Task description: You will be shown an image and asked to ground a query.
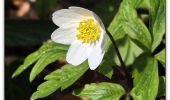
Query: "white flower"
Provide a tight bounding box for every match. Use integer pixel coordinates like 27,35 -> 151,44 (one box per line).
51,6 -> 107,70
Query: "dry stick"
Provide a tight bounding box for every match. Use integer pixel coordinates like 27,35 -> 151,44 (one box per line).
106,30 -> 130,77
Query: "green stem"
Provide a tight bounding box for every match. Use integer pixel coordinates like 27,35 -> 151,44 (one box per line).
125,95 -> 130,100
106,30 -> 129,76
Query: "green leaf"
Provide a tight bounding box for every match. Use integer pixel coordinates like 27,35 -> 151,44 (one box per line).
136,0 -> 165,52
98,35 -> 135,79
149,0 -> 165,51
38,41 -> 68,52
29,51 -> 65,82
108,14 -> 125,40
157,76 -> 165,97
98,36 -> 142,79
29,42 -> 68,81
45,62 -> 88,90
73,82 -> 125,100
131,53 -> 159,100
108,1 -> 152,51
123,0 -> 143,8
98,35 -> 142,78
31,62 -> 88,100
30,80 -> 60,100
113,35 -> 142,66
12,51 -> 40,78
138,0 -> 150,8
155,49 -> 165,68
121,5 -> 151,51
12,41 -> 69,78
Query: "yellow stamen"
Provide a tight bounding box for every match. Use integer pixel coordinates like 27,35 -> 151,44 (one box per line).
76,19 -> 101,44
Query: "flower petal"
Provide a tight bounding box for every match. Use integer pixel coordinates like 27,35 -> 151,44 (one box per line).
51,26 -> 76,45
52,9 -> 84,28
92,12 -> 105,32
66,41 -> 88,65
69,6 -> 93,17
87,41 -> 106,70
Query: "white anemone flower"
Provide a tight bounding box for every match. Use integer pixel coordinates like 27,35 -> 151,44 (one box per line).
51,6 -> 107,70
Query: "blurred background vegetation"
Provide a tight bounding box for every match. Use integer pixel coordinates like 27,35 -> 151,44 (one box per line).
5,0 -> 123,100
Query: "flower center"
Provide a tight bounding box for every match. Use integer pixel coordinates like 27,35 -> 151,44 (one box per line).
76,19 -> 101,44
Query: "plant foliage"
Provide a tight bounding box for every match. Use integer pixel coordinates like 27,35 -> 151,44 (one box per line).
12,0 -> 165,99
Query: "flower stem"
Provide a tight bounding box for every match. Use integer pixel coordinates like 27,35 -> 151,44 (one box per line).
106,30 -> 125,67
106,30 -> 129,76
